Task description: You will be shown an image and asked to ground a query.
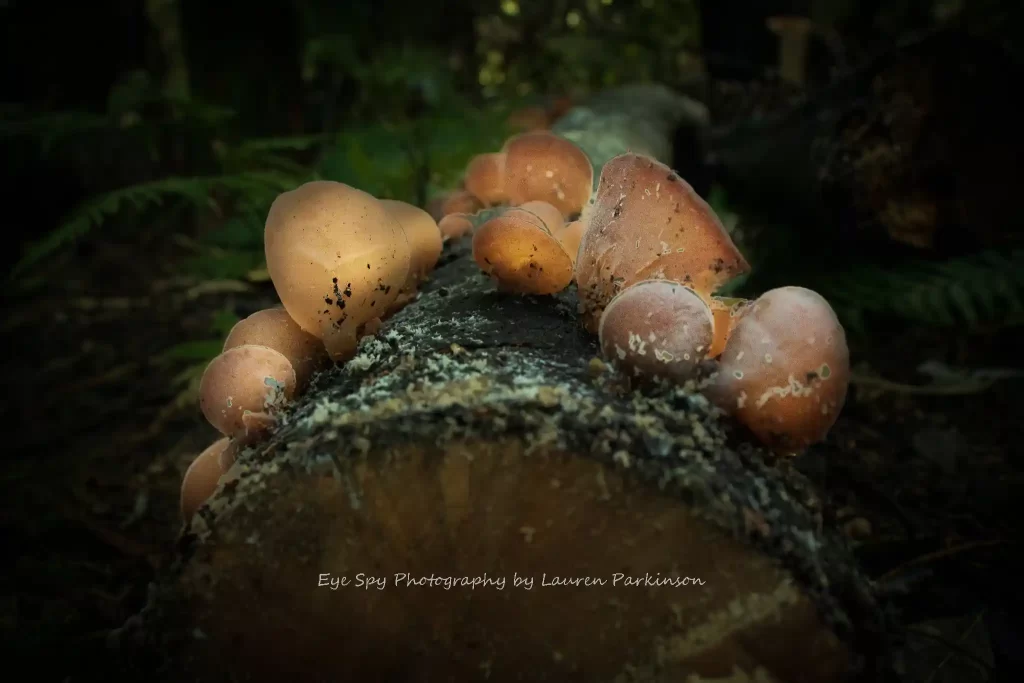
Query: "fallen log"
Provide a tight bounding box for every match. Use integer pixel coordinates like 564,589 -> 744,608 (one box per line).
113,86 -> 890,682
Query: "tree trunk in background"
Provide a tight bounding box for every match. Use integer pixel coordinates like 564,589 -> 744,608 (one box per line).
112,86 -> 888,683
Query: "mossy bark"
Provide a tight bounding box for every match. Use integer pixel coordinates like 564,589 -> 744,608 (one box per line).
114,87 -> 889,682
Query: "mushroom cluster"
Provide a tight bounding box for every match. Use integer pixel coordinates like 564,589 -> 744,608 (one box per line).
180,183 -> 444,521
444,136 -> 849,454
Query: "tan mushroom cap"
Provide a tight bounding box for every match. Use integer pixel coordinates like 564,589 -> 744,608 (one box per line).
575,153 -> 750,333
438,213 -> 475,241
502,131 -> 594,218
379,199 -> 443,286
516,200 -> 565,232
707,296 -> 753,359
223,308 -> 328,389
554,219 -> 585,266
180,437 -> 232,521
439,190 -> 483,217
707,286 -> 849,453
598,280 -> 714,384
199,344 -> 297,441
464,153 -> 508,206
264,180 -> 411,361
472,208 -> 574,295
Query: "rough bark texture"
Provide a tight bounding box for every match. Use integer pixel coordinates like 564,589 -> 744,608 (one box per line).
113,87 -> 889,682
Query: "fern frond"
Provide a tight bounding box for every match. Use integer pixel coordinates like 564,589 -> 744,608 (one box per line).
816,250 -> 1024,330
10,172 -> 303,278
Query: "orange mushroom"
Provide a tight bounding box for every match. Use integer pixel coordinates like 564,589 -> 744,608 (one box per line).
438,212 -> 476,241
379,199 -> 444,301
223,308 -> 329,390
464,153 -> 508,207
180,437 -> 232,521
707,296 -> 753,359
264,180 -> 411,361
553,219 -> 585,266
438,190 -> 483,217
502,131 -> 594,218
575,153 -> 749,333
472,208 -> 574,295
199,344 -> 297,442
598,280 -> 714,385
706,286 -> 849,453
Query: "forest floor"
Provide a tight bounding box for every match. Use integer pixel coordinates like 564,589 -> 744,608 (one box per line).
2,214 -> 1022,682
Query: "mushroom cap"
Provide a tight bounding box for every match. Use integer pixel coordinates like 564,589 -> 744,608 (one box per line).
223,308 -> 328,389
707,296 -> 753,359
264,180 -> 411,361
516,200 -> 565,233
554,219 -> 585,266
379,199 -> 444,285
438,190 -> 483,217
575,153 -> 750,333
464,153 -> 508,206
598,280 -> 714,384
472,208 -> 574,295
707,286 -> 849,452
502,131 -> 594,218
180,437 -> 231,521
199,344 -> 297,440
438,213 -> 475,241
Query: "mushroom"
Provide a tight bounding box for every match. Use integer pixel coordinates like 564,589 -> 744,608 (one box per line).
707,296 -> 753,359
438,213 -> 475,241
180,437 -> 232,521
379,199 -> 444,312
199,344 -> 297,442
516,200 -> 565,232
264,180 -> 411,361
553,219 -> 585,266
472,207 -> 574,295
464,153 -> 508,207
707,286 -> 849,453
575,153 -> 749,333
502,131 -> 594,218
438,190 -> 483,218
223,308 -> 329,390
598,280 -> 714,385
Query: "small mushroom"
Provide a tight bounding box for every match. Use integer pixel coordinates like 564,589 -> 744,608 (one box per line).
553,219 -> 585,266
502,131 -> 594,218
598,280 -> 714,385
438,190 -> 483,217
516,200 -> 565,233
464,153 -> 508,206
264,180 -> 411,361
575,153 -> 749,332
707,296 -> 753,359
707,286 -> 849,453
199,344 -> 297,442
472,208 -> 574,295
438,213 -> 475,241
223,308 -> 329,390
180,437 -> 232,521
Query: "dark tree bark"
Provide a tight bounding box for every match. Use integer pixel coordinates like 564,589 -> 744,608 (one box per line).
112,86 -> 889,683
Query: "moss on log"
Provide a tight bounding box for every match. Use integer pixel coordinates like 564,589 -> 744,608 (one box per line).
114,87 -> 889,682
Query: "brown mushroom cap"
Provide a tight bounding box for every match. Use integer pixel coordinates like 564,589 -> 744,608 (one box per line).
438,190 -> 483,217
575,153 -> 750,333
199,344 -> 297,441
464,153 -> 508,207
707,286 -> 849,453
502,131 -> 594,218
223,308 -> 328,389
264,180 -> 411,361
379,199 -> 444,286
180,437 -> 232,521
707,296 -> 753,359
438,213 -> 475,241
472,208 -> 574,295
516,200 -> 565,232
553,219 -> 585,266
598,280 -> 714,384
